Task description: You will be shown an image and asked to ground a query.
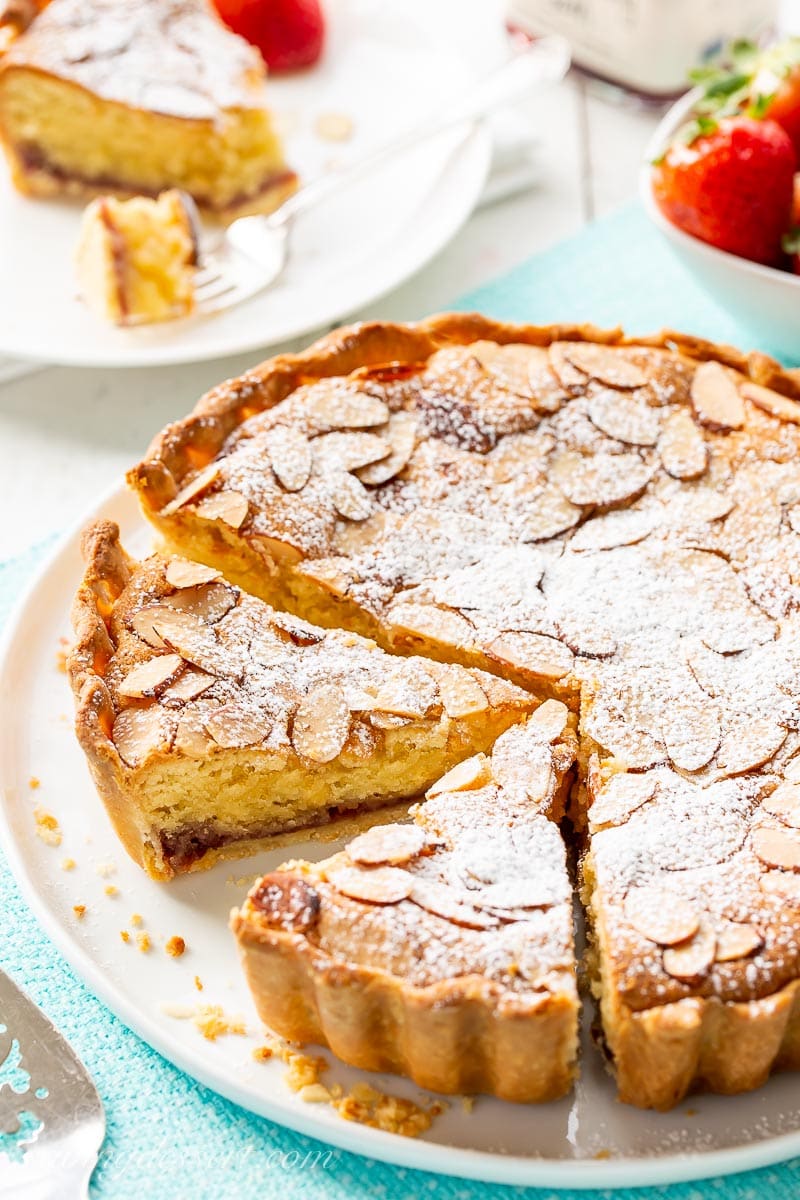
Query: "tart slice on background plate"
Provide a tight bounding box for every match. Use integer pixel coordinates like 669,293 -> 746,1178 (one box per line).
67,520 -> 538,881
231,709 -> 579,1103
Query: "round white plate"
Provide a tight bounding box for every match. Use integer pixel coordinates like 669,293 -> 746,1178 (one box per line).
0,0 -> 495,368
2,487 -> 800,1189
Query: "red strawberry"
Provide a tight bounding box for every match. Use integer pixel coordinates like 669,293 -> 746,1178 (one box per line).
756,64 -> 800,160
214,0 -> 325,72
652,116 -> 796,267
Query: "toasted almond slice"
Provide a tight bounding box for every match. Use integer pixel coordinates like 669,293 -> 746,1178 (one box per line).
299,557 -> 354,599
167,581 -> 239,624
250,873 -> 321,931
714,921 -> 763,963
716,720 -> 787,777
752,824 -> 800,870
690,362 -> 745,432
587,389 -> 660,445
313,431 -> 390,471
469,340 -> 536,396
165,558 -> 222,589
205,704 -> 267,749
374,665 -> 438,719
356,412 -> 418,485
427,753 -> 492,797
174,706 -> 215,757
195,490 -> 249,529
436,665 -> 488,719
130,604 -> 171,649
306,389 -> 389,430
570,508 -> 654,553
118,653 -> 184,699
551,450 -> 652,507
659,409 -> 708,480
530,698 -> 570,743
292,682 -> 351,763
548,342 -> 590,390
661,695 -> 720,773
491,739 -> 553,803
270,613 -> 323,647
265,425 -> 312,492
388,602 -> 475,651
327,865 -> 413,904
112,706 -> 173,767
161,666 -> 216,703
662,921 -> 716,981
564,344 -> 650,389
487,631 -> 574,681
785,757 -> 800,783
347,824 -> 427,867
410,879 -> 500,930
328,471 -> 372,521
741,380 -> 800,424
588,773 -> 657,831
624,887 -> 700,946
760,870 -> 800,902
150,609 -> 219,668
762,783 -> 800,828
159,461 -> 220,516
367,711 -> 412,730
520,485 -> 583,542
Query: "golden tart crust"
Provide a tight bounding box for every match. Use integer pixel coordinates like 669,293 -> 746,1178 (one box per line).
232,711 -> 580,1103
128,313 -> 800,1108
68,520 -> 537,881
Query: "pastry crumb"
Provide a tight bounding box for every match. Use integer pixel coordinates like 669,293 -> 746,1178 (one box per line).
314,111 -> 354,142
165,935 -> 186,958
685,1107 -> 698,1117
194,975 -> 203,992
28,776 -> 40,790
460,1095 -> 475,1114
34,808 -> 61,846
164,1002 -> 246,1040
285,1051 -> 329,1093
299,1082 -> 332,1103
252,1044 -> 273,1062
56,638 -> 69,673
120,930 -> 130,943
60,857 -> 76,871
136,932 -> 152,953
104,884 -> 118,897
334,1085 -> 444,1137
72,904 -> 86,919
130,913 -> 143,927
593,1149 -> 611,1160
95,861 -> 116,878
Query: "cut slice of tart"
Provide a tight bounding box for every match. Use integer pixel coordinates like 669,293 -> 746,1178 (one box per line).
68,520 -> 539,881
0,0 -> 297,219
231,707 -> 579,1102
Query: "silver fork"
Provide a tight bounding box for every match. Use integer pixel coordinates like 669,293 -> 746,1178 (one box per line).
0,969 -> 104,1199
193,34 -> 571,315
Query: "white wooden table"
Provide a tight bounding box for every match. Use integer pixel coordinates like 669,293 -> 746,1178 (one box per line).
4,0 -> 799,561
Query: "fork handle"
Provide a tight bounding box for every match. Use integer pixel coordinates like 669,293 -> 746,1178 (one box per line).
266,35 -> 570,228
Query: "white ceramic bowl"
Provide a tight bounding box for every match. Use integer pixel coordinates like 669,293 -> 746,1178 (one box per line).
639,88 -> 800,363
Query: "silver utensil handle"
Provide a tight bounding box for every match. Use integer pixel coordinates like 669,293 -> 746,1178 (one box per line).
267,35 -> 570,228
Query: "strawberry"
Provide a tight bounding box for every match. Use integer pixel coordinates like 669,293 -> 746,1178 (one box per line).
214,0 -> 325,72
782,174 -> 800,274
652,116 -> 796,267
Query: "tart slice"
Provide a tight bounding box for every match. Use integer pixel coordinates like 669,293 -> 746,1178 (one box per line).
0,0 -> 297,219
68,521 -> 538,881
231,707 -> 579,1102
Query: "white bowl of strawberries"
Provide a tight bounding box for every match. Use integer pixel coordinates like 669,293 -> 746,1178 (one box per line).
640,39 -> 800,363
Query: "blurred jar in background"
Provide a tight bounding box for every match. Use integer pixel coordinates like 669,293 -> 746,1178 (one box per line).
506,0 -> 779,96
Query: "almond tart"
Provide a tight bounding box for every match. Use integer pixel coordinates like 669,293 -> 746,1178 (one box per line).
68,520 -> 537,881
130,312 -> 800,1108
231,708 -> 579,1103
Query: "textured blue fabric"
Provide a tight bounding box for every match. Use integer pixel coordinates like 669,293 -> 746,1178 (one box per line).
2,204 -> 800,1198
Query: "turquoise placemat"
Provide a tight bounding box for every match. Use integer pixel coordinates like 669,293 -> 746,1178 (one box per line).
2,202 -> 800,1199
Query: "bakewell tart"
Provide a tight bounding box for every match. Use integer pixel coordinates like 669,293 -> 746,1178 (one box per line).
129,313 -> 800,1108
231,707 -> 579,1102
0,0 -> 297,219
75,191 -> 200,326
68,520 -> 538,881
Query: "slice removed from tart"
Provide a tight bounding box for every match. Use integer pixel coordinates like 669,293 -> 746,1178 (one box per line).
231,709 -> 579,1102
68,520 -> 539,880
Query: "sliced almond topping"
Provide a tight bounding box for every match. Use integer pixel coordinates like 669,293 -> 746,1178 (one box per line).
374,664 -> 438,719
564,344 -> 650,389
548,342 -> 590,391
130,605 -> 171,649
659,409 -> 708,480
436,665 -> 488,719
760,870 -> 800,902
328,471 -> 372,522
167,581 -> 239,625
570,508 -> 654,553
741,380 -> 800,425
118,653 -> 184,699
313,431 -> 389,471
265,425 -> 312,492
161,666 -> 216,703
270,613 -> 323,647
306,389 -> 389,430
150,609 -> 220,673
662,921 -> 716,981
159,461 -> 220,516
356,412 -> 418,485
520,485 -> 582,542
195,490 -> 249,529
291,682 -> 351,763
491,738 -> 553,803
588,773 -> 657,831
586,389 -> 660,445
488,631 -> 574,681
690,362 -> 745,432
388,602 -> 475,651
251,873 -> 320,931
551,450 -> 652,507
716,720 -> 787,778
762,782 -> 800,828
751,824 -> 800,870
327,865 -> 413,904
784,757 -> 800,783
410,879 -> 499,930
112,706 -> 173,767
624,887 -> 700,946
298,557 -> 354,599
347,824 -> 427,867
205,704 -> 267,749
174,706 -> 215,758
530,698 -> 570,743
661,695 -> 720,773
165,558 -> 222,589
714,921 -> 763,963
470,340 -> 536,396
426,753 -> 492,798
367,711 -> 412,730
